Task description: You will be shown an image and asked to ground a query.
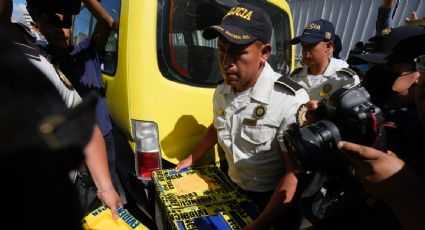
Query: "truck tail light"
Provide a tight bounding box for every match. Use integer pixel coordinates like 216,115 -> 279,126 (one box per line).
131,120 -> 162,180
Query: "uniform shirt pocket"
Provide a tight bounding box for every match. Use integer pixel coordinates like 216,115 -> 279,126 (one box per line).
240,125 -> 277,155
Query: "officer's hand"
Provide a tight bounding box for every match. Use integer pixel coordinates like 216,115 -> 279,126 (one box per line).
337,141 -> 405,203
97,188 -> 123,219
300,100 -> 326,126
176,155 -> 193,172
405,11 -> 418,24
243,219 -> 264,230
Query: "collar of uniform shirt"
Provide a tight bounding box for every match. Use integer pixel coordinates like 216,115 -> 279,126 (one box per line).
219,62 -> 275,105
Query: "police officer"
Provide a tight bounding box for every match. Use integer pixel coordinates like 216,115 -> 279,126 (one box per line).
176,3 -> 309,229
290,19 -> 360,101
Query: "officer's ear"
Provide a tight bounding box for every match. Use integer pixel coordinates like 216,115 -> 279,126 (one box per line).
260,43 -> 272,62
325,41 -> 333,53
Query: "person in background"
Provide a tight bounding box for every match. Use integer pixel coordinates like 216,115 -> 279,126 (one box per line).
338,40 -> 425,229
332,34 -> 342,59
0,21 -> 97,229
290,19 -> 360,101
348,26 -> 425,164
176,3 -> 310,229
376,0 -> 398,35
0,0 -> 122,219
26,0 -> 126,214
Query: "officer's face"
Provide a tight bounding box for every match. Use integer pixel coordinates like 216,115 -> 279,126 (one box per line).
218,38 -> 271,92
415,72 -> 425,127
37,13 -> 72,52
301,41 -> 332,66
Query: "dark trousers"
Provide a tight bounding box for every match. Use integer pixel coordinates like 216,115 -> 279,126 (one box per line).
104,131 -> 126,203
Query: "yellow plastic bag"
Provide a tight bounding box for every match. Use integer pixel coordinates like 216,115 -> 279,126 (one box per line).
82,206 -> 148,230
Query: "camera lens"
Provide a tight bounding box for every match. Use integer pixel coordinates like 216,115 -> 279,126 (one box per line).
283,120 -> 341,172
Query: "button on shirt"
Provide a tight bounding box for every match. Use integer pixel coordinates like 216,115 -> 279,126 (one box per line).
292,58 -> 360,101
213,63 -> 309,192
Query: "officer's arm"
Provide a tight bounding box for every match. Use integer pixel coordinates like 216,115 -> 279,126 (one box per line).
176,124 -> 217,171
245,151 -> 298,229
83,0 -> 115,52
84,124 -> 122,219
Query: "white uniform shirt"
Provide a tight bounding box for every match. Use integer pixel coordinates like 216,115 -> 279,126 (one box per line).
292,58 -> 360,101
213,63 -> 309,192
17,43 -> 82,108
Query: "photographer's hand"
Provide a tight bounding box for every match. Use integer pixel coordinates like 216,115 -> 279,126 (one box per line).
338,141 -> 425,230
337,141 -> 404,184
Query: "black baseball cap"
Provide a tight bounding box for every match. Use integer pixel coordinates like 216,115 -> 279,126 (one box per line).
348,26 -> 425,65
291,19 -> 335,44
203,3 -> 272,44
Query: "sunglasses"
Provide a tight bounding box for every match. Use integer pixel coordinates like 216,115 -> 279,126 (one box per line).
415,55 -> 425,72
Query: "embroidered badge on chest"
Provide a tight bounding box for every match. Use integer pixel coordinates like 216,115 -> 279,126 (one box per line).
254,105 -> 267,119
320,83 -> 332,97
54,66 -> 74,90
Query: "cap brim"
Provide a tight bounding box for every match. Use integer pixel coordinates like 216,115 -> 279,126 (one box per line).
290,34 -> 323,44
203,25 -> 257,44
347,53 -> 388,65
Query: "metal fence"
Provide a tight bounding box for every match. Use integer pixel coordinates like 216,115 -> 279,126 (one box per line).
288,0 -> 425,61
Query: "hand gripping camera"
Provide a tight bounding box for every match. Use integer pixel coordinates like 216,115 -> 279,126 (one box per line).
281,86 -> 386,173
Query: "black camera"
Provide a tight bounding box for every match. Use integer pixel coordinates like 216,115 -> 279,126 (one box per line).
281,86 -> 385,173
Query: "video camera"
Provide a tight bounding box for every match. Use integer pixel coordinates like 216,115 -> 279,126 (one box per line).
281,86 -> 385,173
26,0 -> 82,15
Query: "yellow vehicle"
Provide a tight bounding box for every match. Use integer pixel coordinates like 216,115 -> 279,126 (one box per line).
72,0 -> 294,227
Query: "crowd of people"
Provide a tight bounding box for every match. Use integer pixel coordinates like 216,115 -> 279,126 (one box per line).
2,0 -> 425,229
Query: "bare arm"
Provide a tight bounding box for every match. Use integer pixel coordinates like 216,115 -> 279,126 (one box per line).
82,0 -> 115,52
84,124 -> 122,219
176,123 -> 218,171
244,151 -> 298,229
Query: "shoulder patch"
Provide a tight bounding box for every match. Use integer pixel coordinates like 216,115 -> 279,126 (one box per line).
337,67 -> 357,78
275,76 -> 303,95
53,66 -> 74,90
289,67 -> 303,78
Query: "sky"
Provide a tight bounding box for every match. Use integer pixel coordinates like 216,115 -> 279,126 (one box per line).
12,0 -> 28,23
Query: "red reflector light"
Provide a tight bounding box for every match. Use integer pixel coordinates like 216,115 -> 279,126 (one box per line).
136,151 -> 160,180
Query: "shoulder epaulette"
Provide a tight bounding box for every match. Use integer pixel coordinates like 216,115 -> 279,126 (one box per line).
337,67 -> 357,78
275,75 -> 303,95
289,67 -> 303,78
